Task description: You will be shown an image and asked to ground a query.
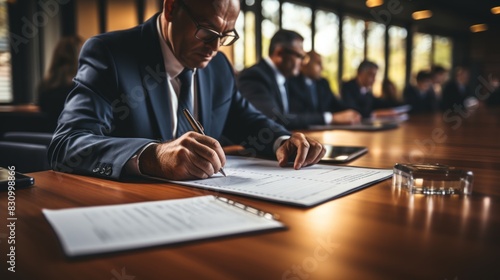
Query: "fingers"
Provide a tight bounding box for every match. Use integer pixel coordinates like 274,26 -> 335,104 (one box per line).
333,110 -> 362,124
291,134 -> 310,170
350,110 -> 362,124
309,141 -> 327,165
276,141 -> 292,167
146,133 -> 225,180
299,136 -> 325,168
277,133 -> 325,170
191,133 -> 226,168
179,132 -> 225,178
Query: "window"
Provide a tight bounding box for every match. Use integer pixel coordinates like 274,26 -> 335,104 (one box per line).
433,35 -> 452,70
314,10 -> 339,93
261,0 -> 279,57
244,11 -> 257,67
388,26 -> 407,96
366,21 -> 385,96
0,0 -> 11,103
411,32 -> 432,79
106,0 -> 137,32
281,2 -> 312,52
144,0 -> 160,22
233,11 -> 245,71
342,16 -> 365,81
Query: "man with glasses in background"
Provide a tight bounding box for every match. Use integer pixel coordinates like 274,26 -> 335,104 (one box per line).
237,30 -> 308,129
49,0 -> 325,181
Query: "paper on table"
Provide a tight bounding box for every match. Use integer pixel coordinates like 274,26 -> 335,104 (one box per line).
166,156 -> 392,207
43,195 -> 284,257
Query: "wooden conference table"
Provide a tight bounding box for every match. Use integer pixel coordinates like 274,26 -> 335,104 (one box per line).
1,106 -> 500,280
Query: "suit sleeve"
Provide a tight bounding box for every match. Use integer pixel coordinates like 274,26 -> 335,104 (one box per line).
48,37 -> 153,180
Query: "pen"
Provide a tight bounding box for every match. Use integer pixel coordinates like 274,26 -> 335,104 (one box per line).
183,108 -> 227,177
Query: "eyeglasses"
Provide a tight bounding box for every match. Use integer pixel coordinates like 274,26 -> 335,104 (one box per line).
178,0 -> 240,46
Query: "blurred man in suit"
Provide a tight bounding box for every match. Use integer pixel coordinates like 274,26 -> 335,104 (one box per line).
403,70 -> 438,113
287,51 -> 361,128
341,60 -> 397,118
48,0 -> 325,181
441,66 -> 476,111
237,29 -> 308,129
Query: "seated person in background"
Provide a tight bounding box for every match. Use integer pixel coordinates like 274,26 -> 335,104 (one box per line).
341,60 -> 399,118
403,70 -> 438,113
48,0 -> 325,181
441,66 -> 476,111
430,65 -> 448,101
38,36 -> 83,128
381,78 -> 403,107
287,51 -> 361,128
237,29 -> 309,129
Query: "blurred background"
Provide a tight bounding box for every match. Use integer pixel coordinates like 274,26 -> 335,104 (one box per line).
0,0 -> 499,117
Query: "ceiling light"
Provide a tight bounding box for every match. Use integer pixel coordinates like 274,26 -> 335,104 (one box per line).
492,6 -> 500,14
366,0 -> 384,8
470,24 -> 488,33
412,10 -> 433,20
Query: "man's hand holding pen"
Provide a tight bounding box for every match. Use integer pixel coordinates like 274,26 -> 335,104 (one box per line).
139,132 -> 226,180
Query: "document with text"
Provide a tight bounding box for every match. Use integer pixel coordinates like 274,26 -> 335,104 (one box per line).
166,156 -> 393,207
43,195 -> 284,257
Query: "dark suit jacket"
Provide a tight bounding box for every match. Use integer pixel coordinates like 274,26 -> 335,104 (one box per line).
287,74 -> 348,126
237,60 -> 325,129
403,85 -> 438,114
340,79 -> 389,118
441,80 -> 472,111
48,14 -> 289,180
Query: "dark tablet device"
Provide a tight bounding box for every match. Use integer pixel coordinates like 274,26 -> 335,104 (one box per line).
0,167 -> 35,191
320,145 -> 368,163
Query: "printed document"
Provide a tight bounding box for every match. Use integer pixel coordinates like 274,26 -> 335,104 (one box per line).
43,195 -> 284,257
167,156 -> 392,207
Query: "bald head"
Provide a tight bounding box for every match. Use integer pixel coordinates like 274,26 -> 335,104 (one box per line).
301,51 -> 323,80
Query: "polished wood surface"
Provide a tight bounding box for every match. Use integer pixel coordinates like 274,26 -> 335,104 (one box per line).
1,106 -> 500,280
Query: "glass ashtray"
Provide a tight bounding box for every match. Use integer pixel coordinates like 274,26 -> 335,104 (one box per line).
392,163 -> 473,195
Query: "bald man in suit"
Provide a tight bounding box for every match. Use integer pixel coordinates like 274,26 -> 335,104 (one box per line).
48,0 -> 325,181
288,51 -> 361,128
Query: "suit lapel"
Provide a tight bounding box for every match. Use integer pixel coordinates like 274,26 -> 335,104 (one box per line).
298,75 -> 315,110
260,60 -> 285,112
138,14 -> 173,141
196,68 -> 212,135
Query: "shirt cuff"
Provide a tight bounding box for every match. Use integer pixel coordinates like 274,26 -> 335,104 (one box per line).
323,112 -> 333,124
125,142 -> 158,176
273,135 -> 291,153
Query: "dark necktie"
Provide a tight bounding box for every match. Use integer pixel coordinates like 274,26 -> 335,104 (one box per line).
281,80 -> 289,113
176,68 -> 194,138
308,81 -> 318,110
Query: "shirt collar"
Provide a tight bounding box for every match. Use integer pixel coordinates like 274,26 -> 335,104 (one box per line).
156,15 -> 195,78
304,77 -> 313,86
264,57 -> 286,86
